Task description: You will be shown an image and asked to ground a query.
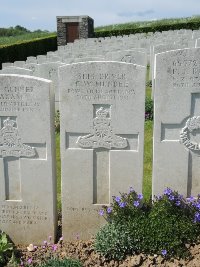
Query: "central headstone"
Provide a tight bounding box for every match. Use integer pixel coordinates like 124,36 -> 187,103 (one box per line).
59,61 -> 146,240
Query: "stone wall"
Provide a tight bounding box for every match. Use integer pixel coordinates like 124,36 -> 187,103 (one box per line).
57,16 -> 94,46
57,17 -> 67,46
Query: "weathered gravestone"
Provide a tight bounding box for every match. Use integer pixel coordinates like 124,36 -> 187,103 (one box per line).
153,48 -> 200,197
25,63 -> 40,77
0,75 -> 57,245
106,49 -> 147,66
59,61 -> 146,240
0,67 -> 33,76
39,62 -> 65,110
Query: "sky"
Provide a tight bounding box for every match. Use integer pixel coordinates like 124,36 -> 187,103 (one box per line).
1,0 -> 200,31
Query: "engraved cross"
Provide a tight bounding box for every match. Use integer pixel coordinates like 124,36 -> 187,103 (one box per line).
161,93 -> 200,196
65,105 -> 139,204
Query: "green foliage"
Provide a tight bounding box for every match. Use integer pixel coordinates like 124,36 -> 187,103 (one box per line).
145,95 -> 153,120
0,25 -> 30,37
56,133 -> 61,210
38,258 -> 82,267
55,110 -> 60,133
0,35 -> 57,69
0,231 -> 14,265
94,16 -> 200,37
0,32 -> 56,46
95,189 -> 200,260
143,121 -> 153,199
95,222 -> 134,260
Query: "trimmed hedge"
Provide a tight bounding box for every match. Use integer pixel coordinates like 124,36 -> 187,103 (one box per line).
94,20 -> 200,37
0,35 -> 57,69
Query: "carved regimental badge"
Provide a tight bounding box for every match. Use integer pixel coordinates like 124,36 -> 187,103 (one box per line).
77,107 -> 128,149
180,116 -> 200,151
0,117 -> 36,158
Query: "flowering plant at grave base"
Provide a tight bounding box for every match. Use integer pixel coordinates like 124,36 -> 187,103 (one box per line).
98,187 -> 146,224
95,187 -> 200,260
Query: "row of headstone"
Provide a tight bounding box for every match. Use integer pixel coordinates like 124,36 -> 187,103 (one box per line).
1,29 -> 198,111
2,29 -> 200,70
0,48 -> 148,111
0,59 -> 146,244
1,33 -> 200,246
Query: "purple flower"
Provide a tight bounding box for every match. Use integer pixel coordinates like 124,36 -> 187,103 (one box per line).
194,212 -> 200,223
161,249 -> 167,256
99,209 -> 104,216
52,244 -> 58,251
195,202 -> 200,209
178,194 -> 183,199
133,201 -> 140,207
107,207 -> 112,213
164,188 -> 172,195
27,258 -> 32,264
137,193 -> 143,200
115,196 -> 121,203
43,240 -> 47,245
129,187 -> 134,193
20,258 -> 24,266
49,235 -> 52,241
119,202 -> 127,208
175,200 -> 181,206
187,196 -> 195,203
168,195 -> 175,201
157,195 -> 162,200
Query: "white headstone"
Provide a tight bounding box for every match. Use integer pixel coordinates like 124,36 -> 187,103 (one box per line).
26,57 -> 37,64
37,55 -> 47,64
153,48 -> 200,197
25,63 -> 40,77
106,49 -> 147,66
13,61 -> 25,68
2,63 -> 13,68
0,74 -> 57,245
38,62 -> 65,110
59,61 -> 146,240
0,67 -> 33,75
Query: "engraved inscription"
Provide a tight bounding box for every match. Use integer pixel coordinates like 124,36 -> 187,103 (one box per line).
180,116 -> 200,151
49,68 -> 57,79
77,107 -> 128,149
0,117 -> 36,158
0,85 -> 41,112
67,72 -> 135,101
0,204 -> 48,225
170,59 -> 200,88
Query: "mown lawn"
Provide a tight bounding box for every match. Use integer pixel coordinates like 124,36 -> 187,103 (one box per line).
0,32 -> 56,46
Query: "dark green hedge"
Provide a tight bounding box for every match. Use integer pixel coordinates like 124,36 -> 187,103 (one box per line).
94,21 -> 200,37
0,35 -> 57,69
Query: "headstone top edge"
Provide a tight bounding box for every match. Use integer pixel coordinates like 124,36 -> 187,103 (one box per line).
0,74 -> 53,84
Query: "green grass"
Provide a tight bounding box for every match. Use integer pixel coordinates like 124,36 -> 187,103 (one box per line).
143,121 -> 153,199
56,133 -> 61,210
0,32 -> 56,46
95,15 -> 200,32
